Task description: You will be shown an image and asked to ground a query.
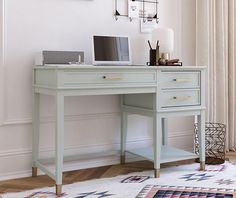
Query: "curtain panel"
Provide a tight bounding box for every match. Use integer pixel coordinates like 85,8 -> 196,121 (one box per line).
196,0 -> 236,151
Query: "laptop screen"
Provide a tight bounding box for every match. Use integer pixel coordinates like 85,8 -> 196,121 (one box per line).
93,35 -> 131,65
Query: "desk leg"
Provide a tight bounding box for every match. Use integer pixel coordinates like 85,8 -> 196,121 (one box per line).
32,92 -> 40,177
162,118 -> 168,145
120,112 -> 128,164
55,93 -> 64,195
153,114 -> 162,178
197,111 -> 205,171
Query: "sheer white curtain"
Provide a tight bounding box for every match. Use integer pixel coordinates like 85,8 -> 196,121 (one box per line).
196,0 -> 236,151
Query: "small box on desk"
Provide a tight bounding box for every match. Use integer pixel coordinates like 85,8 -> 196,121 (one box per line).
35,51 -> 84,66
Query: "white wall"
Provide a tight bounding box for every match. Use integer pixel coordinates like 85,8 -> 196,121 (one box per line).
182,0 -> 196,65
0,0 -> 196,180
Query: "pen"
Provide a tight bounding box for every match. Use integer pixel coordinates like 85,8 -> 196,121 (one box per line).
148,40 -> 152,50
156,40 -> 159,50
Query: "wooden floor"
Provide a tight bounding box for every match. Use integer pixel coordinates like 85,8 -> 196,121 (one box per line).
0,152 -> 236,194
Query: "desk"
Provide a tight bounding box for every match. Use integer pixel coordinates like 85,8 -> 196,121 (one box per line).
32,65 -> 206,195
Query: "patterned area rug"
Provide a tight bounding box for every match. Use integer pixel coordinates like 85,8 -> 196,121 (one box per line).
1,162 -> 236,198
136,185 -> 236,198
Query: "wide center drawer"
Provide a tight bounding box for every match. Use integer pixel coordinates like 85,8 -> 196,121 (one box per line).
160,89 -> 200,108
160,71 -> 200,89
60,71 -> 157,87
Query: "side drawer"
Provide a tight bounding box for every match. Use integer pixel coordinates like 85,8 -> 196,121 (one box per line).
59,71 -> 156,87
160,71 -> 200,89
160,90 -> 200,108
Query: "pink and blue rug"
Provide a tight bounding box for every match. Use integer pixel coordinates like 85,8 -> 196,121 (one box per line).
136,185 -> 236,198
1,162 -> 236,198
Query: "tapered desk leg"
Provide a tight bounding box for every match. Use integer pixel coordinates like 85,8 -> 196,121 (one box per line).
120,111 -> 128,164
32,92 -> 40,177
162,118 -> 168,145
153,114 -> 162,178
55,93 -> 64,195
56,184 -> 62,195
197,111 -> 205,171
32,167 -> 37,177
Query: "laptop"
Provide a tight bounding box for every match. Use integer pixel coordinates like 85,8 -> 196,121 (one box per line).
92,35 -> 132,66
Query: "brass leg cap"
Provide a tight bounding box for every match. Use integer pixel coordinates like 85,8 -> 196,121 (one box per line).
32,167 -> 37,177
200,161 -> 205,171
154,169 -> 160,178
120,155 -> 125,164
56,184 -> 62,196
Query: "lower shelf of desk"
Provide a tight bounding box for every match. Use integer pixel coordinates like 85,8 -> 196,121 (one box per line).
126,146 -> 198,163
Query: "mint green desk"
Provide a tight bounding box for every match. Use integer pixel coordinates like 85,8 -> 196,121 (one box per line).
32,65 -> 206,195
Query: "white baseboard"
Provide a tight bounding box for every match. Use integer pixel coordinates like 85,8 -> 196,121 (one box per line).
0,148 -> 194,181
0,131 -> 194,181
0,154 -> 145,181
0,138 -> 152,181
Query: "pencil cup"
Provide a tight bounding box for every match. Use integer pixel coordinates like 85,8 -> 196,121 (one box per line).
148,49 -> 159,66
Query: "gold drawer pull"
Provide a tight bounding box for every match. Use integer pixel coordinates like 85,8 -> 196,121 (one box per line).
173,78 -> 192,83
173,96 -> 192,100
102,76 -> 122,80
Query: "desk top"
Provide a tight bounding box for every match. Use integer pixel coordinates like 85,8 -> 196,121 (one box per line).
33,65 -> 206,70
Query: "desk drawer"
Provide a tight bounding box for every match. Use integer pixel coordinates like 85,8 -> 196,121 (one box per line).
60,71 -> 156,86
160,90 -> 200,108
160,72 -> 200,89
